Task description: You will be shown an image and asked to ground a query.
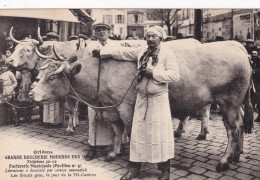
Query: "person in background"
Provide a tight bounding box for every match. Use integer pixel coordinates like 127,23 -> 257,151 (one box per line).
5,49 -> 12,58
251,50 -> 260,122
92,25 -> 180,180
126,35 -> 134,40
69,35 -> 78,41
245,39 -> 255,55
16,71 -> 33,123
0,63 -> 18,126
4,37 -> 15,52
0,52 -> 7,62
46,32 -> 59,41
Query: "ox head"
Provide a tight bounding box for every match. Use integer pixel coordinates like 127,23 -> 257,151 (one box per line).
6,27 -> 52,72
29,53 -> 82,102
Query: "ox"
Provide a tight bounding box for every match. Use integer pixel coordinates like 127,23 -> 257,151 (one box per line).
29,40 -> 253,172
6,27 -> 86,135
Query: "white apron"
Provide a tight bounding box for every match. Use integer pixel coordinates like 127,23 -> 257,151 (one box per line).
130,89 -> 174,163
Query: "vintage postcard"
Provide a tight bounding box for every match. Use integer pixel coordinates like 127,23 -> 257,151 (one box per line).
0,2 -> 260,180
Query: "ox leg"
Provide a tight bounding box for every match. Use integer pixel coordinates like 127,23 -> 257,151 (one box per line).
216,106 -> 242,172
107,122 -> 124,160
65,97 -> 74,136
117,102 -> 134,139
72,100 -> 79,128
65,113 -> 75,136
196,104 -> 210,140
174,117 -> 189,138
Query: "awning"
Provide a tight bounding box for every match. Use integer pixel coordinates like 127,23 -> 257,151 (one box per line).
72,9 -> 94,22
0,9 -> 79,22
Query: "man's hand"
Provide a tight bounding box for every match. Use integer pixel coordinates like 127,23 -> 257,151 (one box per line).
92,49 -> 101,58
140,69 -> 153,79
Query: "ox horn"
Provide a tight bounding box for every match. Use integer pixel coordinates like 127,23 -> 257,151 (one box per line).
35,46 -> 52,59
53,63 -> 70,75
53,44 -> 65,61
76,38 -> 80,50
9,27 -> 21,44
37,27 -> 44,45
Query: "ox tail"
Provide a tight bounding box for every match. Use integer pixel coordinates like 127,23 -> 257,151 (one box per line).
243,80 -> 254,134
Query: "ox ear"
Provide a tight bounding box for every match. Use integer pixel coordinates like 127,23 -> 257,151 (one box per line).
69,62 -> 82,76
68,55 -> 78,64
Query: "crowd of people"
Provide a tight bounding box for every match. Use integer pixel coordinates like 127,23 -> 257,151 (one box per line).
0,37 -> 34,126
0,24 -> 260,180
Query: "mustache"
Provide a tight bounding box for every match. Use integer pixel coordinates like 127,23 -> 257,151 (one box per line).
147,40 -> 155,43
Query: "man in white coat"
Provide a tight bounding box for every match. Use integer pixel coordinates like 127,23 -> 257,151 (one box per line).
92,26 -> 180,180
86,23 -> 124,162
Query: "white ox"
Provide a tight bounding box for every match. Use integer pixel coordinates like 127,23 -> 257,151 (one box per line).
5,27 -> 86,134
29,40 -> 253,172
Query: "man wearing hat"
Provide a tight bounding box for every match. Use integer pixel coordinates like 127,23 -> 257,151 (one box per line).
92,25 -> 180,180
69,35 -> 78,41
46,32 -> 59,41
245,39 -> 255,55
85,23 -> 126,162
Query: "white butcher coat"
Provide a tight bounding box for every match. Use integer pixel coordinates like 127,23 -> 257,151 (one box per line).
100,43 -> 180,163
87,39 -> 125,146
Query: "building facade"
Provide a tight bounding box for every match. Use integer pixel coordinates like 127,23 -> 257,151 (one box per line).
90,9 -> 128,39
177,9 -> 257,42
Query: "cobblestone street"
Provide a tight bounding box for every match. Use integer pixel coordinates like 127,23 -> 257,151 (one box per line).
0,111 -> 259,180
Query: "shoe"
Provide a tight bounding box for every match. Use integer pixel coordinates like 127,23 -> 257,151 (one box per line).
85,148 -> 96,161
120,170 -> 139,180
158,171 -> 170,180
104,155 -> 117,162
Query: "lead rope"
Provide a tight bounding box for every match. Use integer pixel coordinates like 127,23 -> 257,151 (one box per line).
63,72 -> 139,109
0,91 -> 36,109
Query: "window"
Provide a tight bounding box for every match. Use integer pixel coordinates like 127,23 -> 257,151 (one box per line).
116,15 -> 125,24
134,14 -> 138,23
103,15 -> 113,24
120,27 -> 123,34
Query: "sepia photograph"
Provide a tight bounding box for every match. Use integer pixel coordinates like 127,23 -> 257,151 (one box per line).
0,2 -> 260,179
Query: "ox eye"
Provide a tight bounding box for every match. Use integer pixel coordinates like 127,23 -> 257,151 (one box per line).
48,75 -> 55,81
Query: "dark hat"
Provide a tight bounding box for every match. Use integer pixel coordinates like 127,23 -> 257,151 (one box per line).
93,23 -> 111,31
78,34 -> 87,40
42,36 -> 47,41
69,35 -> 79,41
46,32 -> 59,39
245,39 -> 254,43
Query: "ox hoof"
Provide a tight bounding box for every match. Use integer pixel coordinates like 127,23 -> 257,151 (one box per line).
216,163 -> 229,172
65,131 -> 74,136
104,155 -> 117,162
196,134 -> 206,140
174,131 -> 183,138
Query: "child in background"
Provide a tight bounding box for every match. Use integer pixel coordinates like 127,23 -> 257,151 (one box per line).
0,63 -> 19,126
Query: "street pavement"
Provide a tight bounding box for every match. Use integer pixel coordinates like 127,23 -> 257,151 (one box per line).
0,111 -> 259,180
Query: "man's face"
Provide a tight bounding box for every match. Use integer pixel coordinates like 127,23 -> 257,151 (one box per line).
95,27 -> 109,42
246,42 -> 254,48
146,32 -> 162,48
47,37 -> 59,41
5,50 -> 12,58
252,51 -> 258,58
